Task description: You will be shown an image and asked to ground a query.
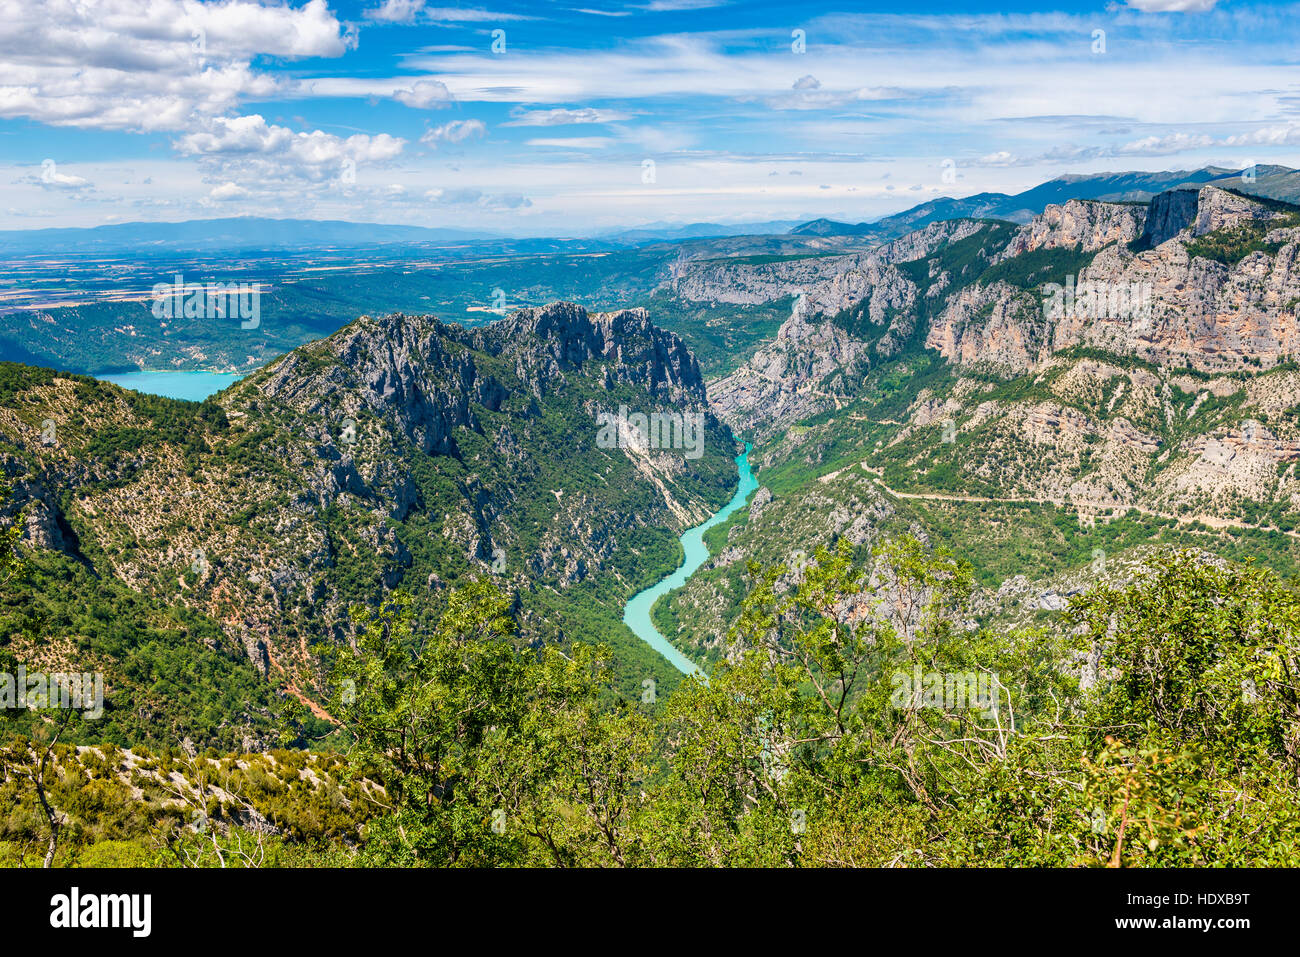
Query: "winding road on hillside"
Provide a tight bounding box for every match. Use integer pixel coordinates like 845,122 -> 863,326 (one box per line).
856,465 -> 1299,540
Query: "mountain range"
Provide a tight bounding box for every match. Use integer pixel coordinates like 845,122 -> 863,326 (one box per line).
790,165 -> 1300,239
9,166 -> 1299,256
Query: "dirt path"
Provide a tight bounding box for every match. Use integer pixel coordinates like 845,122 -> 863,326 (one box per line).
856,464 -> 1298,540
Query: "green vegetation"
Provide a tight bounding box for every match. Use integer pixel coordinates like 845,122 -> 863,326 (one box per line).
15,542 -> 1300,867
975,243 -> 1098,290
1183,205 -> 1300,267
636,290 -> 792,376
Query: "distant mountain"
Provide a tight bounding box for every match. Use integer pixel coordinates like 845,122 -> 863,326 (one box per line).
600,220 -> 807,243
788,218 -> 877,237
0,217 -> 502,254
0,215 -> 819,254
792,166 -> 1300,239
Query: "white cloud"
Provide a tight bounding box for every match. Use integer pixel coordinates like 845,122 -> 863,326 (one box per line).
1116,132 -> 1216,154
30,160 -> 91,189
206,182 -> 250,202
423,6 -> 535,20
365,0 -> 426,23
420,119 -> 487,147
637,0 -> 731,10
176,114 -> 405,185
504,107 -> 632,126
1123,0 -> 1219,12
393,79 -> 453,109
0,0 -> 354,132
1225,124 -> 1300,147
526,137 -> 611,149
975,151 -> 1018,167
425,187 -> 531,209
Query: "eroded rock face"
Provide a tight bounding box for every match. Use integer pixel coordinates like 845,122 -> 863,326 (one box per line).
995,199 -> 1146,262
1193,185 -> 1278,237
703,220 -> 997,440
708,305 -> 871,442
485,303 -> 706,405
664,218 -> 984,315
926,187 -> 1300,374
925,281 -> 1050,372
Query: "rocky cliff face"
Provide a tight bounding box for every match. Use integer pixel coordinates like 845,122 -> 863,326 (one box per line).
1194,185 -> 1279,236
484,302 -> 706,404
708,301 -> 873,441
664,218 -> 984,315
702,220 -> 1001,440
1140,187 -> 1199,248
869,351 -> 1300,527
926,186 -> 1300,374
994,198 -> 1146,262
699,185 -> 1298,402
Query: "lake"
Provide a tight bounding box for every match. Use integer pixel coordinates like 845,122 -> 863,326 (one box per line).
621,444 -> 758,678
98,371 -> 244,401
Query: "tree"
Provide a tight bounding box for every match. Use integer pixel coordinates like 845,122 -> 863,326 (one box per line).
333,579 -> 653,866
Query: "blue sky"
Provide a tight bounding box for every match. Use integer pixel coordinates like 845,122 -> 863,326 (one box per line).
3,0 -> 1300,234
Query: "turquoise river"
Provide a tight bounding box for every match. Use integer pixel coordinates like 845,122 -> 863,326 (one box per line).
621,444 -> 757,677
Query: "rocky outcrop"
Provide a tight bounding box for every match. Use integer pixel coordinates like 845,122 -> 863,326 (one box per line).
925,281 -> 1047,371
926,188 -> 1300,374
995,199 -> 1146,262
1193,185 -> 1279,236
705,220 -> 1001,438
664,218 -> 985,316
708,304 -> 872,441
484,303 -> 706,404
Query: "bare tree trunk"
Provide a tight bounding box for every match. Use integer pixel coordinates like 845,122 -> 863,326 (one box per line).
33,711 -> 73,868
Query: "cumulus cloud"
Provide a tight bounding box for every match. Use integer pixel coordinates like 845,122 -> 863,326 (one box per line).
1225,124 -> 1300,147
176,114 -> 405,185
28,160 -> 91,189
206,182 -> 250,202
365,0 -> 426,23
1115,132 -> 1216,155
393,79 -> 453,109
0,0 -> 355,132
974,150 -> 1019,167
420,119 -> 487,147
792,75 -> 821,91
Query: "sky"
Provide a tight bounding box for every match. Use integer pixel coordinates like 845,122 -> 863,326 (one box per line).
2,0 -> 1300,235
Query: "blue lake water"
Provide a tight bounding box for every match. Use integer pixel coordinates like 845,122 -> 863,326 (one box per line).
622,444 -> 758,678
98,371 -> 243,401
